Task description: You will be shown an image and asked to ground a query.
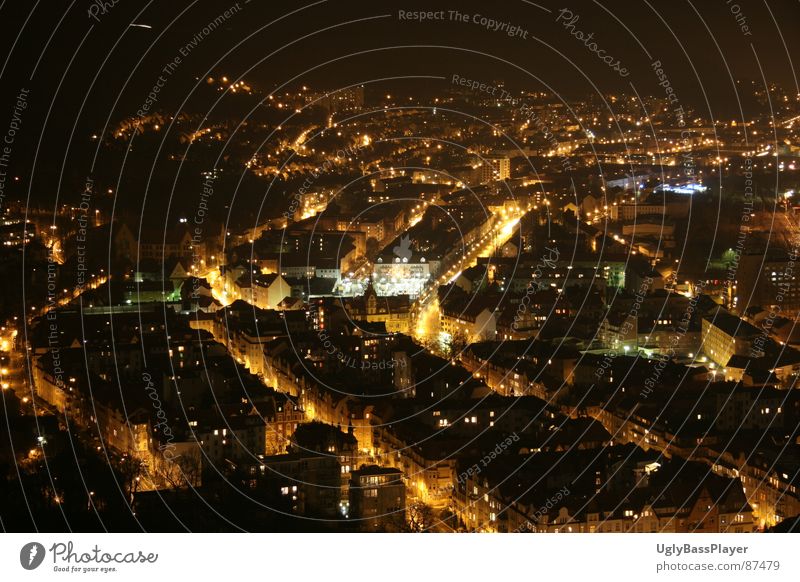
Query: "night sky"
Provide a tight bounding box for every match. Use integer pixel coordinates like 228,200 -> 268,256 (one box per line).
0,0 -> 798,210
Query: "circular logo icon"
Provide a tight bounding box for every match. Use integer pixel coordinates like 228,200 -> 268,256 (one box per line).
20,542 -> 46,570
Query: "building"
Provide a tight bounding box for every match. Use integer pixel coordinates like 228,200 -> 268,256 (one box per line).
479,156 -> 511,183
610,203 -> 665,221
256,394 -> 305,455
251,273 -> 292,310
349,465 -> 406,530
701,308 -> 762,368
197,414 -> 266,467
313,85 -> 364,114
737,250 -> 800,316
138,226 -> 195,260
372,253 -> 435,298
441,299 -> 497,344
260,453 -> 342,519
599,310 -> 638,352
344,282 -> 411,333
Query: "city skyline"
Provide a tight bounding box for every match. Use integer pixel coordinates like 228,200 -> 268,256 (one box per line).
1,0 -> 800,540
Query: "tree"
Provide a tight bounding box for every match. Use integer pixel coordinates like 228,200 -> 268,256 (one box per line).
118,455 -> 146,503
721,248 -> 737,268
150,450 -> 202,490
407,501 -> 436,532
443,330 -> 469,360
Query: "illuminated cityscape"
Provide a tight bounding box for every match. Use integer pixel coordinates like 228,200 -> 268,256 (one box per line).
1,0 -> 800,538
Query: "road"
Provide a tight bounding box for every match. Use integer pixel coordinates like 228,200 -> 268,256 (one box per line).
411,205 -> 529,351
749,208 -> 799,251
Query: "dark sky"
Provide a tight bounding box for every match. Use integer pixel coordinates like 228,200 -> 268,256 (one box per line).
0,0 -> 798,209
3,0 -> 799,113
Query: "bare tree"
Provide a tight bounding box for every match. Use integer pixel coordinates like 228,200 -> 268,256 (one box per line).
152,451 -> 202,490
117,456 -> 146,503
407,501 -> 435,532
444,330 -> 469,360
